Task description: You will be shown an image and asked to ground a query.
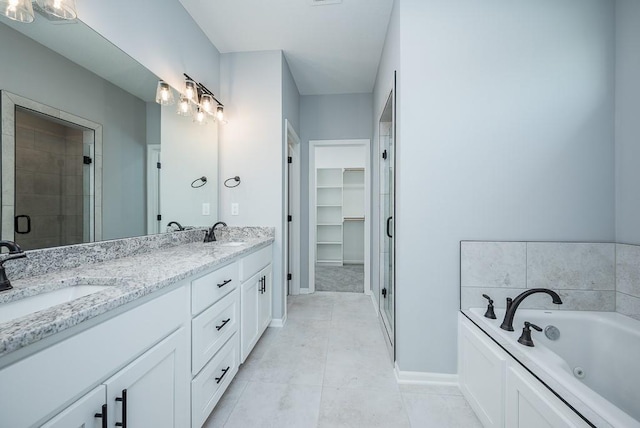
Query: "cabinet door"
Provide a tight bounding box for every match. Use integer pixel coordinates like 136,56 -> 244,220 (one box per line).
42,385 -> 106,428
258,265 -> 273,333
241,272 -> 261,363
104,328 -> 189,428
505,364 -> 589,428
458,316 -> 507,428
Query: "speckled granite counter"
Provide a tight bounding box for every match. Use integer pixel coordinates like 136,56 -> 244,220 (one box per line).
0,229 -> 274,358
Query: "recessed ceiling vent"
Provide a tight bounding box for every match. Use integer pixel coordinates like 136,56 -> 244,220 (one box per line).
310,0 -> 343,6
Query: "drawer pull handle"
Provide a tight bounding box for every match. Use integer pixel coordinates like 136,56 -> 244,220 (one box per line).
217,279 -> 232,288
115,389 -> 127,427
216,318 -> 231,331
215,366 -> 230,384
94,404 -> 107,428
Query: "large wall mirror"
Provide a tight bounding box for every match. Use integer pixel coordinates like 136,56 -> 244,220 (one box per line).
0,16 -> 218,250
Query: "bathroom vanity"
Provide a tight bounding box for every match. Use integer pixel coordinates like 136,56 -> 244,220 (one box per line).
0,229 -> 274,428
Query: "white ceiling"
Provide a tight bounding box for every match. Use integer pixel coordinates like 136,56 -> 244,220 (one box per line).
178,0 -> 394,96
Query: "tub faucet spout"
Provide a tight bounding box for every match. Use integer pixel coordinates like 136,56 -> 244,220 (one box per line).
500,288 -> 563,331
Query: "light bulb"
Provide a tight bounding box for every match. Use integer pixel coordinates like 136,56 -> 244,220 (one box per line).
155,81 -> 175,106
216,106 -> 224,121
201,94 -> 213,113
194,107 -> 207,125
185,79 -> 197,101
54,0 -> 61,8
3,0 -> 34,22
176,94 -> 192,116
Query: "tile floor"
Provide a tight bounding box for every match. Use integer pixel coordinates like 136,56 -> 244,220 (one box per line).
203,292 -> 482,428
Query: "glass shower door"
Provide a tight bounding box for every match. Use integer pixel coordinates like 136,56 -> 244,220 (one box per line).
379,88 -> 395,347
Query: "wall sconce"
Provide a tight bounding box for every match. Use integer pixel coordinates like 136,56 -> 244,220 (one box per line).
155,81 -> 175,106
1,0 -> 35,23
154,74 -> 225,126
1,0 -> 78,23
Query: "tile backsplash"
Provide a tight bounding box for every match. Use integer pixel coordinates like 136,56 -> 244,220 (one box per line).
460,241 -> 640,319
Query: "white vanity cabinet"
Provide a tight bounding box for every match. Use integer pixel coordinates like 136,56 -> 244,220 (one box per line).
40,386 -> 107,428
458,315 -> 589,428
104,328 -> 189,428
189,261 -> 241,428
239,246 -> 273,362
0,285 -> 190,428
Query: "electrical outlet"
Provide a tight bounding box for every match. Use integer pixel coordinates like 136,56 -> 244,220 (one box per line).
202,203 -> 210,216
231,203 -> 239,216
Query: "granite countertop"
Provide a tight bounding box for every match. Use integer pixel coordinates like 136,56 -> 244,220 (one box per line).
0,236 -> 273,358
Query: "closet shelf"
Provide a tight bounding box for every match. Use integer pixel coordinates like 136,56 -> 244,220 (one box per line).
317,241 -> 342,245
344,217 -> 365,221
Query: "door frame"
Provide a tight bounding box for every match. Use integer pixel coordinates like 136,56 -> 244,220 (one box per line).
308,139 -> 371,295
146,144 -> 162,235
284,120 -> 301,298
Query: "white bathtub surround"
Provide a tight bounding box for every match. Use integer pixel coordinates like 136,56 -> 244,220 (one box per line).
462,309 -> 640,428
616,244 -> 640,320
461,241 -> 616,311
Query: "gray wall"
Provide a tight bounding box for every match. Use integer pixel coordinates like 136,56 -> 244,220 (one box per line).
379,0 -> 615,375
219,50 -> 287,321
615,0 -> 640,245
372,0 -> 400,322
1,23 -> 148,240
79,0 -> 221,94
299,93 -> 373,288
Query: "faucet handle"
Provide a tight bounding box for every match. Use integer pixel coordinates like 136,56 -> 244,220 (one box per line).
518,321 -> 543,347
482,294 -> 496,319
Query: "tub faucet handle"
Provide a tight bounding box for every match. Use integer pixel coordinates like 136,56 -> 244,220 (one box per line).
518,321 -> 542,347
482,294 -> 496,319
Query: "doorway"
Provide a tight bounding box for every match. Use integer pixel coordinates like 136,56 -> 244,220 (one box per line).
285,120 -> 301,298
308,140 -> 371,294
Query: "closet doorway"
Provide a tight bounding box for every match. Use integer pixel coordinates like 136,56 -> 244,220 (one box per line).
308,140 -> 370,294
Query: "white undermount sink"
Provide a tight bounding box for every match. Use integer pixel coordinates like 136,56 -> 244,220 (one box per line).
0,285 -> 111,324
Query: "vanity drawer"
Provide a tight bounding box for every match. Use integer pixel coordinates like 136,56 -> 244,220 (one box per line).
192,261 -> 238,315
239,245 -> 272,281
192,289 -> 239,374
191,334 -> 239,428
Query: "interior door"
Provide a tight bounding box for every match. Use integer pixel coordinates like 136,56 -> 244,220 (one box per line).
379,85 -> 395,349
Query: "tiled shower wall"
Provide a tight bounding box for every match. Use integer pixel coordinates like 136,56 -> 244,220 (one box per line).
460,241 -> 640,320
15,109 -> 85,250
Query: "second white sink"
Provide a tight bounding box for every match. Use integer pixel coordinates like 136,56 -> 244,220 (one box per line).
0,285 -> 111,324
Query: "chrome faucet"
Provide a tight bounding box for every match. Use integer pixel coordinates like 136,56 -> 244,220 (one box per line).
500,288 -> 563,331
0,240 -> 26,292
204,221 -> 227,243
167,221 -> 185,231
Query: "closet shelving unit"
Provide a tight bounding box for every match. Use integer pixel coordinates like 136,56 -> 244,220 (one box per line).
315,167 -> 365,266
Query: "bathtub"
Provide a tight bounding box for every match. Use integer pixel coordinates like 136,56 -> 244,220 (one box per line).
466,307 -> 640,428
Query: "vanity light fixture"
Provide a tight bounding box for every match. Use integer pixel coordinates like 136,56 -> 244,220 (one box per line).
155,73 -> 225,126
1,0 -> 34,23
35,0 -> 76,20
155,80 -> 175,106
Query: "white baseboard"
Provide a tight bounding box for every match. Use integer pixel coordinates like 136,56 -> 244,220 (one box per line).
269,315 -> 287,328
299,288 -> 312,295
394,363 -> 459,386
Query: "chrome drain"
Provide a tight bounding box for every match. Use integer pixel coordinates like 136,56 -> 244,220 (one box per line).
573,367 -> 586,379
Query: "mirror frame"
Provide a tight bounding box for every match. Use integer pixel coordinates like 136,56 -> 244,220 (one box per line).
1,90 -> 103,243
